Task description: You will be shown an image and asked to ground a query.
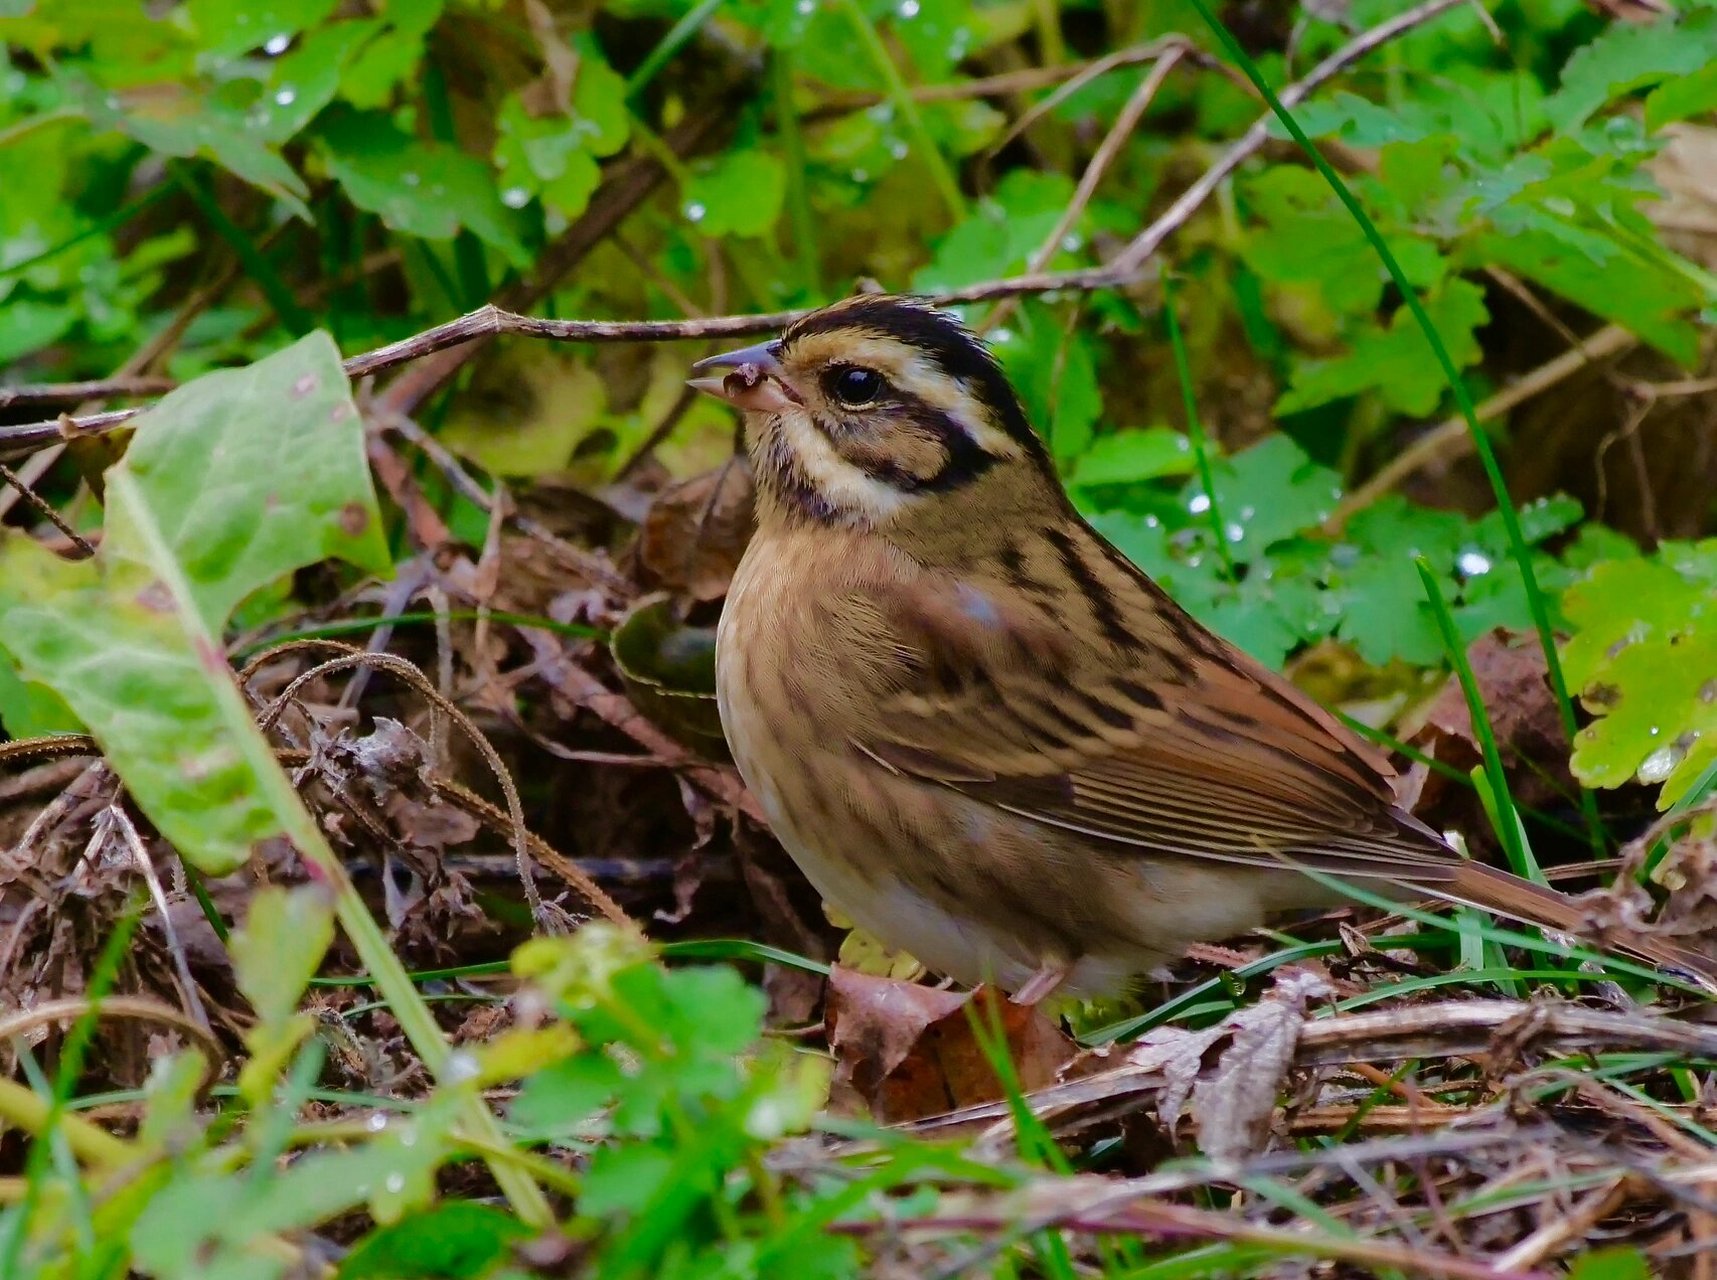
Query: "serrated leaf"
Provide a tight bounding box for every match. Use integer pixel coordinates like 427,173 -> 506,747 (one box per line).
1644,60 -> 1717,129
318,109 -> 529,264
249,20 -> 379,144
1562,544 -> 1717,807
682,150 -> 786,238
0,333 -> 391,873
1277,279 -> 1488,417
1547,9 -> 1717,133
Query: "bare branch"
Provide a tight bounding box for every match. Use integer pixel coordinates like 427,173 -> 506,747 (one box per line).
0,0 -> 1468,462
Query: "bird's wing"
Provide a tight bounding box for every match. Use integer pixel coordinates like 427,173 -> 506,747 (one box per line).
843,521 -> 1460,885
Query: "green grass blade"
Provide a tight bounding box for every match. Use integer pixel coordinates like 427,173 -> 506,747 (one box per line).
1183,0 -> 1604,857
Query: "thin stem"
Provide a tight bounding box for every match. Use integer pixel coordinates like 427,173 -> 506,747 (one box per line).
772,49 -> 822,295
1415,559 -> 1539,885
1185,0 -> 1606,860
1161,269 -> 1235,582
836,0 -> 964,221
627,0 -> 726,98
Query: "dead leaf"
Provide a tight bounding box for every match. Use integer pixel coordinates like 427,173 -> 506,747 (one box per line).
1128,968 -> 1332,1163
1400,631 -> 1572,832
634,459 -> 754,602
825,968 -> 1076,1124
1191,969 -> 1331,1164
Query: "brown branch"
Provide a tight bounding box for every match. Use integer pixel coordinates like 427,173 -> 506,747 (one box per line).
0,0 -> 1468,461
0,376 -> 177,411
1328,323 -> 1638,528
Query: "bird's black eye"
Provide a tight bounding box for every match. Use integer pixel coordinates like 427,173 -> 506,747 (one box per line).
826,365 -> 884,407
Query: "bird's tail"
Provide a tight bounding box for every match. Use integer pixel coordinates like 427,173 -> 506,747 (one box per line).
1446,860 -> 1717,995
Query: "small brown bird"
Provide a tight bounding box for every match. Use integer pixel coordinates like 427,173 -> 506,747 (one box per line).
691,295 -> 1715,1002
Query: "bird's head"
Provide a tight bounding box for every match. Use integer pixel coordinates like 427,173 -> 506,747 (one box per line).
689,295 -> 1057,536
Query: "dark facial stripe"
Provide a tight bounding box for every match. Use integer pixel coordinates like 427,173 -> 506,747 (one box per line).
836,394 -> 1000,494
785,295 -> 1049,461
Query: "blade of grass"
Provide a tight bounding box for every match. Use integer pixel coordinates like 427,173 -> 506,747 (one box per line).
1414,558 -> 1541,886
627,0 -> 726,99
3,911 -> 137,1276
1161,268 -> 1235,582
1183,0 -> 1605,858
168,162 -> 314,335
772,49 -> 823,295
836,0 -> 965,221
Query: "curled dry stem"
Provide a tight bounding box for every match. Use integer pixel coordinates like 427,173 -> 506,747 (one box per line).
241,638 -> 637,934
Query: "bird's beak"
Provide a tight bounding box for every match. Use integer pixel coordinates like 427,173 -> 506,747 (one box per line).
687,340 -> 798,413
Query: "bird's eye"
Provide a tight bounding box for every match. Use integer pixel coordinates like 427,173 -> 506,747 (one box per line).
826,366 -> 884,406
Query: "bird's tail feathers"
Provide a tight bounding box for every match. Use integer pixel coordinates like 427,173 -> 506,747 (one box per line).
1442,861 -> 1717,995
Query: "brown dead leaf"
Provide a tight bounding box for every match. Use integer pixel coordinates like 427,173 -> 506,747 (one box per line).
1400,630 -> 1573,831
825,968 -> 1076,1124
634,459 -> 754,602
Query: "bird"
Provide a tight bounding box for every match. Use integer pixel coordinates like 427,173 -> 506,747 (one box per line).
688,294 -> 1717,1003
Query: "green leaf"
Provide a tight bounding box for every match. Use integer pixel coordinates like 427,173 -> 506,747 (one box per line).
1562,543 -> 1717,807
1276,278 -> 1488,417
1546,9 -> 1717,133
492,49 -> 630,220
337,1203 -> 532,1280
0,333 -> 391,873
185,0 -> 339,59
1203,434 -> 1344,555
249,20 -> 380,144
68,73 -> 311,216
915,171 -> 1079,291
0,655 -> 81,737
1069,428 -> 1195,490
1645,60 -> 1717,129
232,886 -> 335,1032
337,1 -> 444,110
992,299 -> 1101,464
1243,166 -> 1444,314
1569,1247 -> 1652,1280
682,150 -> 786,238
317,109 -> 529,264
510,1053 -> 624,1134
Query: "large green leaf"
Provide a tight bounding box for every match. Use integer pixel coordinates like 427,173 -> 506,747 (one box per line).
0,332 -> 391,872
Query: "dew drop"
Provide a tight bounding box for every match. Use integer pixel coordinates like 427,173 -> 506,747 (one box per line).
1225,522 -> 1244,543
263,33 -> 291,55
402,171 -> 421,187
1060,233 -> 1082,252
444,1050 -> 480,1083
684,200 -> 707,223
273,87 -> 296,107
887,139 -> 908,159
898,0 -> 920,15
796,0 -> 815,13
366,1112 -> 389,1132
384,1173 -> 406,1194
1639,745 -> 1681,783
1457,550 -> 1492,576
989,327 -> 1012,344
1188,493 -> 1212,515
502,186 -> 531,208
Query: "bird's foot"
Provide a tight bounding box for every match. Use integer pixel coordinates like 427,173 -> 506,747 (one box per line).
1010,960 -> 1070,1006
